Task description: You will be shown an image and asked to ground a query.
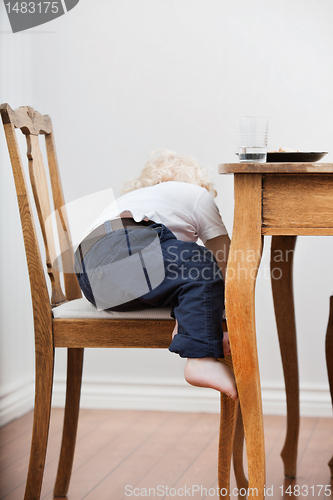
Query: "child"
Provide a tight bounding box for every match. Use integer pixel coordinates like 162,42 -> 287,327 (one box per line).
75,150 -> 237,400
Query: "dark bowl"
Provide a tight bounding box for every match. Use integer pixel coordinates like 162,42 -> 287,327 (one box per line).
266,152 -> 328,163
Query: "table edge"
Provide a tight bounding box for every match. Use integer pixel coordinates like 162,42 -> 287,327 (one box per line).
219,162 -> 333,174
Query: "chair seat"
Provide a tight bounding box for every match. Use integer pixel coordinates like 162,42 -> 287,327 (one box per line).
52,296 -> 173,320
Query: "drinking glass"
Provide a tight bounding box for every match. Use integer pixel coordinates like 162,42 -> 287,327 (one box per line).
238,116 -> 268,163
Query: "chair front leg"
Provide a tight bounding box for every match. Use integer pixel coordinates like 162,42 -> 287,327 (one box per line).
271,235 -> 299,478
233,404 -> 248,499
218,356 -> 238,500
54,348 -> 84,497
24,345 -> 54,500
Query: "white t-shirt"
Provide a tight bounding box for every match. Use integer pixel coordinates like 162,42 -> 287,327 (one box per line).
86,181 -> 228,244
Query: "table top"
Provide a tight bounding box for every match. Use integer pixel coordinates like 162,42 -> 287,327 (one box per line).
219,162 -> 333,174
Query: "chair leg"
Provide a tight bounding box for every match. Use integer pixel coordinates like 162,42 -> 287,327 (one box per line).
271,235 -> 299,478
53,348 -> 84,497
218,356 -> 238,500
325,296 -> 333,478
233,404 -> 248,498
24,346 -> 54,500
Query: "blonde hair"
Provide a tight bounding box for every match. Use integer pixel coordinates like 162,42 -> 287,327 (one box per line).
122,149 -> 217,198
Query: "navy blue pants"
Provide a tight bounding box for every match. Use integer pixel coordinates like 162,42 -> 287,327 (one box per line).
75,223 -> 225,358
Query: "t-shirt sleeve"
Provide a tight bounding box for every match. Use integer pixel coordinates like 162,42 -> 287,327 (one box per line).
193,190 -> 228,244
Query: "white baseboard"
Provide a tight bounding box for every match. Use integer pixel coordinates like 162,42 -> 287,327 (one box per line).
1,377 -> 331,427
52,378 -> 222,414
261,385 -> 333,417
52,378 -> 333,417
0,378 -> 34,427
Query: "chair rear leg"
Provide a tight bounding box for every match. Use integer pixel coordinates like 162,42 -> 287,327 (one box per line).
24,346 -> 54,500
54,348 -> 84,497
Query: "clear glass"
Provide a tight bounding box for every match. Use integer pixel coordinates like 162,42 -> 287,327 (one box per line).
238,116 -> 268,163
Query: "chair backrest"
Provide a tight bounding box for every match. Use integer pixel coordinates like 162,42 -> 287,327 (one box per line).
0,103 -> 81,321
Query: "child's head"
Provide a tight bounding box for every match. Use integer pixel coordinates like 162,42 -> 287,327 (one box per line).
122,149 -> 217,197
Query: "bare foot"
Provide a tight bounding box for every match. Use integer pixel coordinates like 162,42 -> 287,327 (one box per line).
184,358 -> 238,400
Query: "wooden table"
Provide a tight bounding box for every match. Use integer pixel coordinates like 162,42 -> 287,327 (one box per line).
219,162 -> 333,500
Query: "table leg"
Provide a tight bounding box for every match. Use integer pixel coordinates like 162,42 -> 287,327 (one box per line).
271,236 -> 299,478
325,296 -> 333,477
226,174 -> 265,500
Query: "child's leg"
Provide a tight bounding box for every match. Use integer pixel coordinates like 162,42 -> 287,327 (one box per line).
137,225 -> 236,398
172,321 -> 237,399
173,320 -> 230,355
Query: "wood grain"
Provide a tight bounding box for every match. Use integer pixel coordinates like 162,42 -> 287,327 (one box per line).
3,411 -> 332,500
262,227 -> 333,235
45,131 -> 82,302
82,412 -> 214,500
53,318 -> 174,348
218,355 -> 239,499
271,236 -> 299,478
262,174 -> 333,230
0,103 -> 52,136
0,119 -> 52,326
218,165 -> 333,492
53,348 -> 84,497
24,345 -> 54,500
232,404 -> 248,497
27,134 -> 66,305
225,173 -> 265,500
0,105 -> 55,500
219,163 -> 333,174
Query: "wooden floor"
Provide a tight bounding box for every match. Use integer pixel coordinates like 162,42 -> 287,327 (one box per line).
0,409 -> 332,500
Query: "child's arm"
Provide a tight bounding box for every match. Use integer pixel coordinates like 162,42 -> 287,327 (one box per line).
205,234 -> 230,281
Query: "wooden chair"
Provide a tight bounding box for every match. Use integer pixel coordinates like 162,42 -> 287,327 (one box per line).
0,103 -> 244,499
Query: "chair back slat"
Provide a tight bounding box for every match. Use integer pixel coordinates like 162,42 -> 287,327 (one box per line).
45,132 -> 81,301
0,109 -> 52,333
1,103 -> 81,308
26,134 -> 66,305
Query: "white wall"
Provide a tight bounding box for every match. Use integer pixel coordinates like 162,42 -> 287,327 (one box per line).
0,13 -> 35,425
1,0 -> 333,425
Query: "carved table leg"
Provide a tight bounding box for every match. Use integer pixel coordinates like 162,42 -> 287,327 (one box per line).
226,173 -> 265,500
271,235 -> 299,478
325,296 -> 333,477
